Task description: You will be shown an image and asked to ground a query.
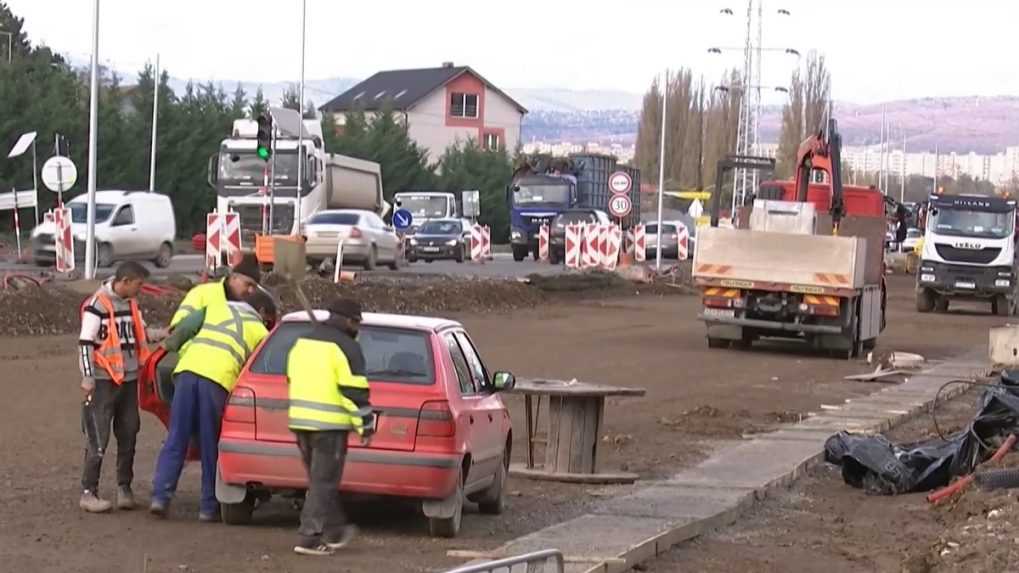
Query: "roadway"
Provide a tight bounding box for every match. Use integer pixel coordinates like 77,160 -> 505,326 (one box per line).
0,253 -> 566,279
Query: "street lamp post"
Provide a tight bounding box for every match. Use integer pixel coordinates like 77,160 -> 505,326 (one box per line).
295,0 -> 306,233
656,69 -> 669,272
84,0 -> 100,279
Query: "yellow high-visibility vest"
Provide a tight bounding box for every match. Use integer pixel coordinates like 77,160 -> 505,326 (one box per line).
171,280 -> 226,327
287,338 -> 371,434
173,300 -> 267,392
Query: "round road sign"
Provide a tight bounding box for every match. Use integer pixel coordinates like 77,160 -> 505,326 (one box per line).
393,208 -> 414,231
608,170 -> 633,195
41,155 -> 78,193
608,194 -> 633,219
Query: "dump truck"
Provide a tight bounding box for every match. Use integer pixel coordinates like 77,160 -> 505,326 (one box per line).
507,154 -> 640,261
208,110 -> 387,250
693,119 -> 887,358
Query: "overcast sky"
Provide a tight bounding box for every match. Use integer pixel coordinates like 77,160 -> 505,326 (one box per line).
9,0 -> 1019,104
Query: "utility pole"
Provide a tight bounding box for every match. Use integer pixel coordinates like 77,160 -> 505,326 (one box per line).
149,54 -> 159,192
84,0 -> 100,280
900,129 -> 906,202
878,106 -> 886,193
295,0 -> 307,232
656,69 -> 669,272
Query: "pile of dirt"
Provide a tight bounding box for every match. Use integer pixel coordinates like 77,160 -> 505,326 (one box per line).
0,285 -> 90,336
655,404 -> 806,439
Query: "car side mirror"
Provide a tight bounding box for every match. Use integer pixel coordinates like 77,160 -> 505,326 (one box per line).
207,153 -> 219,188
492,371 -> 515,392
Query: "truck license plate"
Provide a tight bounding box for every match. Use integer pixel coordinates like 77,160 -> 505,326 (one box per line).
955,281 -> 976,289
704,308 -> 735,319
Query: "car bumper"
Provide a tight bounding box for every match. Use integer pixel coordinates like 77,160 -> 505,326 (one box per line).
917,260 -> 1014,296
218,439 -> 461,500
409,244 -> 461,259
304,238 -> 370,259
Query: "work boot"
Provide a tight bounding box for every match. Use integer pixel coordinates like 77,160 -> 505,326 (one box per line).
198,511 -> 219,523
148,498 -> 170,518
324,525 -> 358,550
116,486 -> 136,510
293,539 -> 335,557
80,491 -> 113,513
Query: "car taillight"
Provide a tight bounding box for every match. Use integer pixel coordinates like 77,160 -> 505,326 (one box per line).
224,387 -> 255,424
417,400 -> 455,437
349,227 -> 363,238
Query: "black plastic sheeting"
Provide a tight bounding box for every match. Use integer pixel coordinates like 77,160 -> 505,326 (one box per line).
824,371 -> 1019,495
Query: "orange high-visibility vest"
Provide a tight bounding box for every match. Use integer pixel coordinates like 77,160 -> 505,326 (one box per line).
85,291 -> 152,385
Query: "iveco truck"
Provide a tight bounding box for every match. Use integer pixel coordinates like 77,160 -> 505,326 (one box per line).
916,194 -> 1018,315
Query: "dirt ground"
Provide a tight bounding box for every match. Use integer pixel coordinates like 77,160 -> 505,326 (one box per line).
0,275 -> 1006,572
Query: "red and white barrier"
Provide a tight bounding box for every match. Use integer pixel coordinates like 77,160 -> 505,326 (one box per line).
206,211 -> 241,271
206,212 -> 222,271
470,224 -> 492,262
564,224 -> 582,269
677,222 -> 690,261
222,212 -> 241,263
581,223 -> 600,269
602,225 -> 622,271
54,207 -> 74,272
634,224 -> 646,262
538,224 -> 550,261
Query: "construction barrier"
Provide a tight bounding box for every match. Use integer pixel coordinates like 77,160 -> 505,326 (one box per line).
581,223 -> 599,269
538,224 -> 550,262
470,224 -> 492,262
677,222 -> 690,261
206,211 -> 241,270
222,211 -> 241,263
564,224 -> 582,269
54,207 -> 74,272
206,212 -> 222,271
602,225 -> 622,271
634,224 -> 647,262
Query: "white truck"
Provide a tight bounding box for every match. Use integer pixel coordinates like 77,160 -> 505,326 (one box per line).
393,191 -> 459,235
208,112 -> 387,250
916,194 -> 1018,315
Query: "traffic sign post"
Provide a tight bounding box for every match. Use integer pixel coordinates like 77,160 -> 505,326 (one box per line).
609,170 -> 633,195
608,193 -> 633,221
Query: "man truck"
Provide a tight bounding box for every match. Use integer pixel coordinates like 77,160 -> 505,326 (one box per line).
507,154 -> 640,261
208,109 -> 387,250
916,193 -> 1018,315
693,119 -> 887,358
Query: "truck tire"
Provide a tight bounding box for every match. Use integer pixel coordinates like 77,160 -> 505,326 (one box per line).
549,249 -> 560,265
916,288 -> 934,313
512,245 -> 527,262
707,337 -> 729,349
993,295 -> 1011,317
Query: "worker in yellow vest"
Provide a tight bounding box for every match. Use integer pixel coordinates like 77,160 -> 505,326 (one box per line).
288,298 -> 373,556
170,255 -> 262,327
149,258 -> 268,522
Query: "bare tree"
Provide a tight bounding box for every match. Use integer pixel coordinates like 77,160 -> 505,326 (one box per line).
776,52 -> 830,178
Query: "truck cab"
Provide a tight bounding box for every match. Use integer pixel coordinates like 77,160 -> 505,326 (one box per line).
508,174 -> 575,261
916,194 -> 1018,315
393,191 -> 458,235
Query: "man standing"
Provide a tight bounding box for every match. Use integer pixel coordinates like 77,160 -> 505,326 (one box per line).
287,299 -> 373,556
149,256 -> 267,522
79,261 -> 164,513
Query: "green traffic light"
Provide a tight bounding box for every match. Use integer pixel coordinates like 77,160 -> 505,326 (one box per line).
257,147 -> 270,160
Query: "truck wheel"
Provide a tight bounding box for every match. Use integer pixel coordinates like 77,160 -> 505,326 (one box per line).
707,337 -> 729,349
916,288 -> 934,313
512,245 -> 527,262
935,297 -> 949,313
532,249 -> 540,261
993,295 -> 1010,317
549,249 -> 560,265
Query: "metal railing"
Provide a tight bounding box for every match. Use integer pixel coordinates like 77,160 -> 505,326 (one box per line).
443,549 -> 565,573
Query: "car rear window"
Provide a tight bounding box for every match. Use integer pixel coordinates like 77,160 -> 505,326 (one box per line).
249,323 -> 434,385
309,212 -> 359,225
644,224 -> 678,234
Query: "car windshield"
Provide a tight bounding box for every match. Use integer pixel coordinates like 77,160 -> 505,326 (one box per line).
398,196 -> 448,218
309,212 -> 359,226
418,221 -> 462,235
930,207 -> 1014,239
645,224 -> 678,234
249,323 -> 434,385
515,184 -> 570,205
554,212 -> 596,225
70,203 -> 115,224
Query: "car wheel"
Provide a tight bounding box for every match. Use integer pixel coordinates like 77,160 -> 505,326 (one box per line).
33,257 -> 54,268
363,246 -> 377,271
221,494 -> 254,525
388,250 -> 401,271
153,242 -> 173,268
512,245 -> 527,262
476,447 -> 508,515
97,243 -> 114,268
935,296 -> 949,313
407,255 -> 418,263
427,472 -> 463,538
456,246 -> 465,264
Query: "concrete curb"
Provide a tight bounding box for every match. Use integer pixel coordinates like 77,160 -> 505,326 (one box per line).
460,353 -> 987,573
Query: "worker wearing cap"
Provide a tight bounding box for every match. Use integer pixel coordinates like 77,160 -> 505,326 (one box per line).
287,299 -> 373,556
169,256 -> 261,327
149,255 -> 268,522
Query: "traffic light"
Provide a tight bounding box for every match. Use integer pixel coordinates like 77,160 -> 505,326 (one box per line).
256,113 -> 272,161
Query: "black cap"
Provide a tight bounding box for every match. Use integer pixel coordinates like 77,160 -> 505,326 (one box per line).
231,254 -> 261,283
328,298 -> 362,322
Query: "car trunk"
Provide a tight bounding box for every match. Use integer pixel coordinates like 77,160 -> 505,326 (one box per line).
307,224 -> 359,241
248,375 -> 428,452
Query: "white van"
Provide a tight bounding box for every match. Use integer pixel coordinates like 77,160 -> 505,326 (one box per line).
31,190 -> 177,268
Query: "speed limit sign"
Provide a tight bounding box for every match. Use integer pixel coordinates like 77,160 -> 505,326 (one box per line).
608,194 -> 632,219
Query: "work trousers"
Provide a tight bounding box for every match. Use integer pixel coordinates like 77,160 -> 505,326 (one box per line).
295,430 -> 349,543
151,371 -> 228,515
81,379 -> 140,493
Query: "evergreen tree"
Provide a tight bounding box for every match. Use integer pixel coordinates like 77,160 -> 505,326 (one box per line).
436,139 -> 513,241
248,86 -> 267,118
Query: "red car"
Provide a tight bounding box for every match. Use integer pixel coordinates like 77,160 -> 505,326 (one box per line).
204,310 -> 515,538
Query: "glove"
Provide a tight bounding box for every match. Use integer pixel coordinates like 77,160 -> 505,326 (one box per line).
81,376 -> 95,395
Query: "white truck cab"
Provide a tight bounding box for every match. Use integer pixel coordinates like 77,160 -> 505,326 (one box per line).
31,190 -> 177,268
394,191 -> 458,235
916,194 -> 1017,315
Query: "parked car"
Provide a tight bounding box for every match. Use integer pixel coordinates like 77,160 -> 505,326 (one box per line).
548,208 -> 611,264
901,227 -> 922,252
301,209 -> 400,271
203,310 -> 516,537
644,220 -> 694,260
31,190 -> 176,268
408,219 -> 468,263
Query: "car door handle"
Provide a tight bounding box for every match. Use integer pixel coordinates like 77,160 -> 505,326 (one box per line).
488,413 -> 494,422
469,415 -> 475,425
